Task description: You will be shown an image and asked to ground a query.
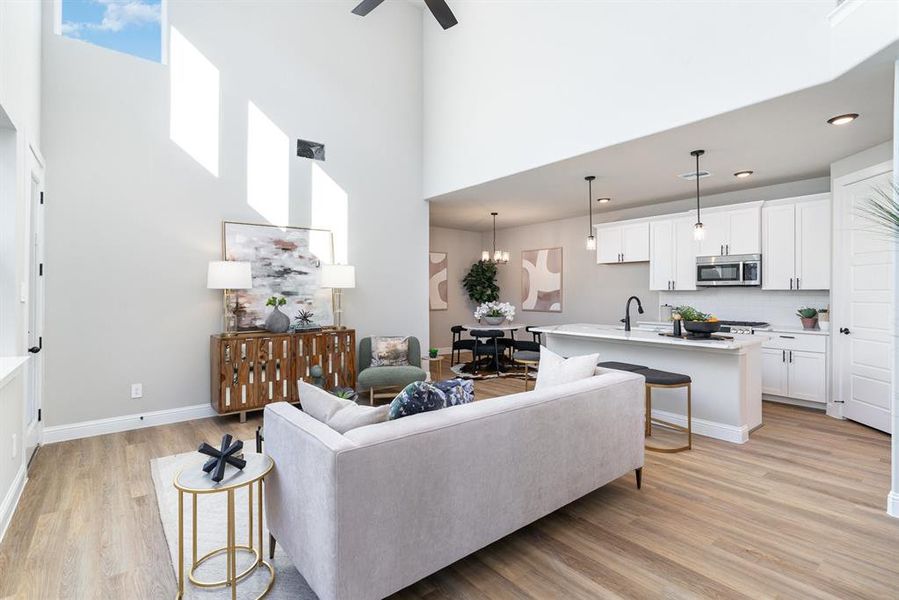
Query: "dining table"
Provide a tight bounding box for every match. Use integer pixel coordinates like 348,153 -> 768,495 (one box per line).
459,323 -> 524,375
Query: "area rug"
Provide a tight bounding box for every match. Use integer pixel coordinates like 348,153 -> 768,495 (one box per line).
450,362 -> 536,382
151,446 -> 318,599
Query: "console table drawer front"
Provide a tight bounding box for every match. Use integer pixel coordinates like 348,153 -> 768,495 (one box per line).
256,335 -> 292,405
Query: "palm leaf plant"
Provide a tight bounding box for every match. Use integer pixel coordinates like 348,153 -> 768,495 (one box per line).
860,184 -> 899,236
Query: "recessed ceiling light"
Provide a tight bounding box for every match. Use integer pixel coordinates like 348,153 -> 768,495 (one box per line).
734,170 -> 754,178
827,113 -> 859,126
597,197 -> 611,204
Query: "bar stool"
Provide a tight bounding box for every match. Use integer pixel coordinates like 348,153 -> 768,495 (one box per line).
635,368 -> 692,453
513,350 -> 540,390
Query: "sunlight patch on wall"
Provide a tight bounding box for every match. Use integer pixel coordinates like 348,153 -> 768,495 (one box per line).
169,27 -> 219,176
311,163 -> 348,264
246,102 -> 290,226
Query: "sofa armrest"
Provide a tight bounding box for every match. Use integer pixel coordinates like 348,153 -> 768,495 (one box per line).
263,402 -> 357,600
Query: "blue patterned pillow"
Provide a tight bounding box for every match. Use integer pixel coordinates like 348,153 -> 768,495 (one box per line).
388,381 -> 445,420
432,378 -> 475,407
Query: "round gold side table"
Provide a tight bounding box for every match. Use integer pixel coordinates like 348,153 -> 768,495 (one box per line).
174,452 -> 275,599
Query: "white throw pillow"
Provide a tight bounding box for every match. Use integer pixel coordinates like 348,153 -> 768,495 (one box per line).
534,346 -> 600,390
298,381 -> 389,433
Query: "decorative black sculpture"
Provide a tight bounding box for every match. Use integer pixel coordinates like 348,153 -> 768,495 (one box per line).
198,434 -> 246,483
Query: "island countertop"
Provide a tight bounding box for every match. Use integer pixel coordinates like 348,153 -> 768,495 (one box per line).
531,323 -> 764,352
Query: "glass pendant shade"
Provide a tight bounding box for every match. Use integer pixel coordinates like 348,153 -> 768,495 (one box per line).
482,212 -> 509,264
586,235 -> 596,250
693,222 -> 706,241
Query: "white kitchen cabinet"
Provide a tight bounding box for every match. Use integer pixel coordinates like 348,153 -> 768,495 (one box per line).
596,220 -> 649,264
697,203 -> 761,256
761,332 -> 828,405
650,215 -> 697,290
762,194 -> 830,290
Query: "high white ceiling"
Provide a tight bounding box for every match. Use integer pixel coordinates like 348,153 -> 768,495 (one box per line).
428,58 -> 893,231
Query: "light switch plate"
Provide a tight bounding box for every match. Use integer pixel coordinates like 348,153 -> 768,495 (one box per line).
131,383 -> 143,399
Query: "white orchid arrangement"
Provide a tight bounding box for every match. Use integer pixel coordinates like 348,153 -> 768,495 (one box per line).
474,301 -> 515,321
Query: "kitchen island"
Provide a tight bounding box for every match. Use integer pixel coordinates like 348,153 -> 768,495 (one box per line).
532,323 -> 764,443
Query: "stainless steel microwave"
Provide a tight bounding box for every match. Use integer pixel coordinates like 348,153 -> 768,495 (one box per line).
696,254 -> 761,287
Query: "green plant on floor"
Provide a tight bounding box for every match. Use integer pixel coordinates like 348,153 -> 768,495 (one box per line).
462,260 -> 499,304
266,296 -> 287,308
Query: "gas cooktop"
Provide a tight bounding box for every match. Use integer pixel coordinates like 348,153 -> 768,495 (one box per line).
717,320 -> 771,334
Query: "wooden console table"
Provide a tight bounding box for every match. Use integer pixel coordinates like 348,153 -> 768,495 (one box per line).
210,329 -> 356,419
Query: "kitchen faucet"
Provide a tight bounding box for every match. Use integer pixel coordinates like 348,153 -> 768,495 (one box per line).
622,296 -> 644,332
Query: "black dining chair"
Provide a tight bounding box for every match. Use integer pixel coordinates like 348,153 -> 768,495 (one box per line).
472,329 -> 504,375
450,325 -> 476,366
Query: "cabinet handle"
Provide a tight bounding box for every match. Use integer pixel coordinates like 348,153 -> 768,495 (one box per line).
840,327 -> 851,335
782,350 -> 785,362
720,244 -> 724,255
726,244 -> 729,255
790,278 -> 793,290
796,277 -> 800,289
779,335 -> 795,339
672,280 -> 676,290
789,351 -> 793,363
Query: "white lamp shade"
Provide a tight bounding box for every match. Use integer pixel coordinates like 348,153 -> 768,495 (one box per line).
321,264 -> 356,289
207,261 -> 252,289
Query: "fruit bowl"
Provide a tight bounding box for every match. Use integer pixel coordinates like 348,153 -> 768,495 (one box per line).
682,320 -> 721,338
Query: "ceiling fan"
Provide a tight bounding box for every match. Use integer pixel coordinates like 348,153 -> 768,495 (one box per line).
352,0 -> 458,30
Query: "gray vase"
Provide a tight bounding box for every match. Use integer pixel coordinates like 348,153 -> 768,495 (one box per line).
265,306 -> 290,333
483,315 -> 505,326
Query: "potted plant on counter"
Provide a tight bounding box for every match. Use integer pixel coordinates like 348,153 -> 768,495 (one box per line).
675,305 -> 720,338
474,301 -> 515,326
797,307 -> 819,330
818,308 -> 830,332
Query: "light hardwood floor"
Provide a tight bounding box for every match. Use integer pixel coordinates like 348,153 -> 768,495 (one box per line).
1,368 -> 897,599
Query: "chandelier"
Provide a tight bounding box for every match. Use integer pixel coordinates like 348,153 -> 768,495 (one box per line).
482,212 -> 509,264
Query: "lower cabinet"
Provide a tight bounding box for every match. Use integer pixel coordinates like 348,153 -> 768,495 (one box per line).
761,333 -> 827,404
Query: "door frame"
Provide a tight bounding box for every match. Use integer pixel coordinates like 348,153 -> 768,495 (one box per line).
23,142 -> 45,464
830,159 -> 893,422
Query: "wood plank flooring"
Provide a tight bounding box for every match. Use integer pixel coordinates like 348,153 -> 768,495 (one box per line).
1,368 -> 897,599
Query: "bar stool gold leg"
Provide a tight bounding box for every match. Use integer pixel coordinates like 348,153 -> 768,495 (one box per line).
687,383 -> 692,450
191,493 -> 197,567
177,490 -> 184,599
645,381 -> 692,453
248,484 -> 253,551
228,489 -> 236,600
258,479 -> 264,566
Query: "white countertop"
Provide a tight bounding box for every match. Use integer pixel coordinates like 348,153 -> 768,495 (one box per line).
0,356 -> 29,390
532,323 -> 764,351
767,325 -> 830,336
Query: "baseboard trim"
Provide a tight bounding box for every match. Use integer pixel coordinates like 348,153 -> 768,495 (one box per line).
43,403 -> 219,444
0,464 -> 27,545
651,408 -> 750,444
888,491 -> 899,519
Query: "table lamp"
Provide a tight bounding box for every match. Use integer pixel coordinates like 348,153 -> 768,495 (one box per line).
321,264 -> 355,329
207,261 -> 252,335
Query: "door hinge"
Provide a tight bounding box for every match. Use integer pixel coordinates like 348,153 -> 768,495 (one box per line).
40,191 -> 44,205
38,408 -> 42,422
39,263 -> 43,276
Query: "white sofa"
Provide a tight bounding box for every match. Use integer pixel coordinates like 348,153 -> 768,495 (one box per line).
263,368 -> 645,600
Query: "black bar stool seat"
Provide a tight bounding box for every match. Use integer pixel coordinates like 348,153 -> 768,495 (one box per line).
633,367 -> 692,453
597,361 -> 648,373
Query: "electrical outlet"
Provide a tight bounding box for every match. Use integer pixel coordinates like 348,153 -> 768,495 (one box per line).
131,383 -> 143,399
11,434 -> 17,459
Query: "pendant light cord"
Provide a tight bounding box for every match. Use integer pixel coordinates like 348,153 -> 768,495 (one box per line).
695,152 -> 701,223
588,178 -> 593,234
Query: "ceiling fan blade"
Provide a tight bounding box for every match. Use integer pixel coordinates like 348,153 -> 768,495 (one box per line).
423,0 -> 458,29
352,0 -> 386,17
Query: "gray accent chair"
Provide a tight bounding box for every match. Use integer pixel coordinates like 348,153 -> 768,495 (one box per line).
357,336 -> 428,404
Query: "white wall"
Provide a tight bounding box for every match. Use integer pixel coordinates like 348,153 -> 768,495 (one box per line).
40,0 -> 427,428
422,0 -> 897,199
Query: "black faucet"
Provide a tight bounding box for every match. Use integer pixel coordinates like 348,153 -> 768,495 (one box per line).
622,296 -> 644,332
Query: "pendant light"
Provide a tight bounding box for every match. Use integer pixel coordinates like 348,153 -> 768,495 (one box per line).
585,176 -> 597,250
691,149 -> 706,241
481,212 -> 509,264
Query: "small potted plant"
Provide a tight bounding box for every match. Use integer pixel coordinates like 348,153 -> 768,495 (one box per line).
818,308 -> 830,332
797,307 -> 819,330
265,296 -> 290,333
429,347 -> 439,359
474,301 -> 515,326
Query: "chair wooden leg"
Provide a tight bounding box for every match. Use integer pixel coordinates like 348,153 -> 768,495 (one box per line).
635,467 -> 643,490
687,383 -> 692,450
644,385 -> 652,437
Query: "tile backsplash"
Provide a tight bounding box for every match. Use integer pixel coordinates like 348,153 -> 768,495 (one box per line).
658,288 -> 830,327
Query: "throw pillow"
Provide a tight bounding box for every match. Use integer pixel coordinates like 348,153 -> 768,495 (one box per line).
432,378 -> 475,407
370,336 -> 410,367
298,381 -> 389,433
534,346 -> 600,391
388,381 -> 446,420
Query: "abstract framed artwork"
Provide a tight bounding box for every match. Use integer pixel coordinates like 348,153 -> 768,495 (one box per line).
223,221 -> 335,330
521,247 -> 562,312
429,252 -> 448,311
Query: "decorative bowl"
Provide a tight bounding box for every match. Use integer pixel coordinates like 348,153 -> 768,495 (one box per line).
483,315 -> 506,326
682,320 -> 721,338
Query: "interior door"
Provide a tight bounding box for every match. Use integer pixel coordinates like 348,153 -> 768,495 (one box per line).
620,222 -> 649,262
761,348 -> 789,396
649,220 -> 673,290
787,350 -> 826,404
24,153 -> 44,465
762,203 -> 796,290
835,167 -> 893,433
727,205 -> 761,255
698,211 -> 729,256
596,226 -> 621,264
795,196 -> 831,290
673,216 -> 698,290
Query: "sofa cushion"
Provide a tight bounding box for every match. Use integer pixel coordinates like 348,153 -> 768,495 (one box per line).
370,336 -> 410,367
358,365 -> 428,389
535,346 -> 600,391
388,381 -> 446,420
298,381 -> 389,433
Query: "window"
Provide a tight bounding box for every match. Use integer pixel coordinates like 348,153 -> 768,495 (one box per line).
59,0 -> 164,63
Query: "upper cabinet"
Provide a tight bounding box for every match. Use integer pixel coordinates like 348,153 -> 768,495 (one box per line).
596,221 -> 649,264
649,214 -> 698,291
697,203 -> 762,256
762,194 -> 831,290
